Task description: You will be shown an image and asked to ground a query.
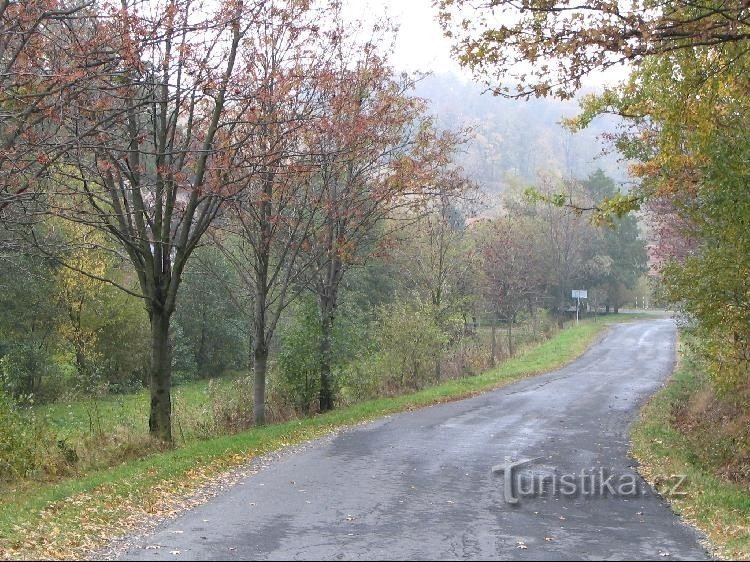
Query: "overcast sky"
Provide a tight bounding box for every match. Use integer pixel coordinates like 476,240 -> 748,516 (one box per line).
342,0 -> 465,75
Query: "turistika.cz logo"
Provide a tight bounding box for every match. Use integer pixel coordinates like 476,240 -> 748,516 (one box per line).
492,458 -> 687,504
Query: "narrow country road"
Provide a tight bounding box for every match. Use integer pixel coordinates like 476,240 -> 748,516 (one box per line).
119,319 -> 709,561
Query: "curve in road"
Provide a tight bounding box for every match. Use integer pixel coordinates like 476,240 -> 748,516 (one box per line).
119,319 -> 709,561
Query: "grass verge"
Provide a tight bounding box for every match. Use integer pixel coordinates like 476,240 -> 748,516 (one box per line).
1,315 -> 645,559
631,344 -> 750,560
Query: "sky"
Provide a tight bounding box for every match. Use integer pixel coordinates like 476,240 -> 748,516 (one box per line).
342,0 -> 466,75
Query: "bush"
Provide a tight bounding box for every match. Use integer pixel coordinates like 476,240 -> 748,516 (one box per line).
276,301 -> 322,414
673,355 -> 750,484
205,376 -> 255,435
276,297 -> 370,414
337,354 -> 384,405
0,343 -> 62,403
0,391 -> 39,481
375,299 -> 449,391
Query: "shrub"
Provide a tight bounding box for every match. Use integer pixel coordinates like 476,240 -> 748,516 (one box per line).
276,297 -> 370,414
0,343 -> 62,403
276,302 -> 322,414
206,376 -> 255,435
375,299 -> 449,390
0,391 -> 38,481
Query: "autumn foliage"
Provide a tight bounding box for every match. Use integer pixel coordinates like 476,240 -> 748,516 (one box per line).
0,0 -> 474,440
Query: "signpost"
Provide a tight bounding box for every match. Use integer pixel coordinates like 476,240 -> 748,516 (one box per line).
572,290 -> 588,324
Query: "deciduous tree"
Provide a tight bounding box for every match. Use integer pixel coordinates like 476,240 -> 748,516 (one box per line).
305,38 -> 468,410
215,0 -> 332,425
53,0 -> 260,441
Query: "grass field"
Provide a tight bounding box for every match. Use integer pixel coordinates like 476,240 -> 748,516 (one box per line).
39,374 -> 239,444
631,344 -> 750,560
0,314 -> 652,560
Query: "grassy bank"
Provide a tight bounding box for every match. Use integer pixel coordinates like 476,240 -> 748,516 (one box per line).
631,346 -> 750,560
0,315 -> 642,559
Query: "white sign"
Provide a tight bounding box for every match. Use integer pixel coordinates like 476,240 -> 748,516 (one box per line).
572,290 -> 588,299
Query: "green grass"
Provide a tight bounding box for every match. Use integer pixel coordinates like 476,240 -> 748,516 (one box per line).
0,315 -> 640,559
631,346 -> 750,560
39,375 -> 237,443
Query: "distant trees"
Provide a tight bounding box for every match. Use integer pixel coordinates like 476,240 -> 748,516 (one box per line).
0,251 -> 61,398
499,171 -> 647,325
582,171 -> 648,313
172,246 -> 248,380
438,0 -> 750,406
480,216 -> 546,360
531,177 -> 598,324
0,228 -> 149,400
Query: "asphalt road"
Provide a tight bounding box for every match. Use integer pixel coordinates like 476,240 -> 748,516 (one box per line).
119,319 -> 709,561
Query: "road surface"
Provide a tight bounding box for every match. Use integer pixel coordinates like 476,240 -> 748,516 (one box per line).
118,319 -> 709,560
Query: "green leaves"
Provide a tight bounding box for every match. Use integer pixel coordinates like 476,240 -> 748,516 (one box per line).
523,186 -> 640,225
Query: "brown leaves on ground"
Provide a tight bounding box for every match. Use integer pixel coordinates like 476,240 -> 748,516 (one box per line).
0,452 -> 260,560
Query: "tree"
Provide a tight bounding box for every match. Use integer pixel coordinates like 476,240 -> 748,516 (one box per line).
215,0 -> 332,425
394,191 -> 475,322
304,40 -> 467,411
392,188 -> 477,378
582,170 -> 648,312
52,0 -> 259,442
479,215 -> 546,360
438,0 -> 750,99
567,29 -> 750,397
528,176 -> 596,324
0,1 -> 97,216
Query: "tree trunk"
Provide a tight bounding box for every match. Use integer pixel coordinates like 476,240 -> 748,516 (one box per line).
253,274 -> 269,425
149,309 -> 173,442
74,346 -> 87,381
490,312 -> 497,366
319,296 -> 335,412
253,343 -> 268,425
196,304 -> 208,376
507,318 -> 514,358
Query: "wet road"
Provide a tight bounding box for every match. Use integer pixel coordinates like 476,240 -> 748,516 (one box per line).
119,319 -> 709,560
